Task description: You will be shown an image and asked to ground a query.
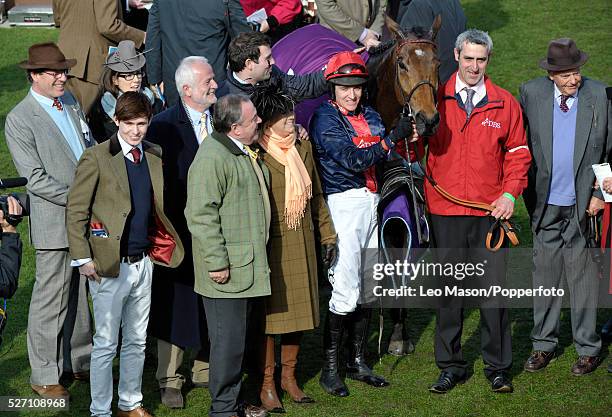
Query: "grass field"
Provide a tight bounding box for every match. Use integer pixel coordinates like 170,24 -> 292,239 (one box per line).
0,1 -> 611,416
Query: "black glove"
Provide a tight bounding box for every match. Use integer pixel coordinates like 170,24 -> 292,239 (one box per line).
322,244 -> 337,269
387,116 -> 414,145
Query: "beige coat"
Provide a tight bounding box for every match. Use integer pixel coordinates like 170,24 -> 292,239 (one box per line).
53,0 -> 145,85
261,139 -> 336,334
316,0 -> 388,42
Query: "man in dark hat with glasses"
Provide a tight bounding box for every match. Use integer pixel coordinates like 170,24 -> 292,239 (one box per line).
5,42 -> 95,399
521,38 -> 612,376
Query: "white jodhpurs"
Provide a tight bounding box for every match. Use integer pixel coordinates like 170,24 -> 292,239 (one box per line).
326,188 -> 379,315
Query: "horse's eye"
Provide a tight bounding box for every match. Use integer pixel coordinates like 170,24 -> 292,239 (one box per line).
398,59 -> 408,70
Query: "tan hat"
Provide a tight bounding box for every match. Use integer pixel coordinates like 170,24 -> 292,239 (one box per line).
18,42 -> 76,70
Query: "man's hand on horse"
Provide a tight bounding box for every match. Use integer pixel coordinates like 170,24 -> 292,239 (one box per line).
490,194 -> 515,220
362,29 -> 381,50
587,196 -> 605,216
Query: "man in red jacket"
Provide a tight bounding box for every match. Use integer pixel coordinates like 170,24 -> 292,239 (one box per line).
425,29 -> 531,394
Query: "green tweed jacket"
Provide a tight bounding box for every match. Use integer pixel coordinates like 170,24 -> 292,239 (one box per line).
186,131 -> 271,298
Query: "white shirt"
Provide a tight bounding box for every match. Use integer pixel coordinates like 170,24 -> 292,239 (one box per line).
455,74 -> 487,108
227,134 -> 249,155
232,72 -> 252,85
117,133 -> 144,162
553,83 -> 577,110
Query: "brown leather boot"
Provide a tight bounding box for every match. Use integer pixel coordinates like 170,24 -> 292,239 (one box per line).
280,332 -> 314,404
259,335 -> 284,413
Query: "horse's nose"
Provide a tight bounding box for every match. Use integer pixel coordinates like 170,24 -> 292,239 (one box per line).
415,111 -> 440,137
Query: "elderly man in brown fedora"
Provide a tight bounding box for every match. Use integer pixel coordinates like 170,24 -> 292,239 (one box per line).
5,42 -> 94,398
520,38 -> 612,376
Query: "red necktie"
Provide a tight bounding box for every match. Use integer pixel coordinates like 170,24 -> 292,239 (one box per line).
52,98 -> 63,111
559,95 -> 570,113
129,147 -> 141,164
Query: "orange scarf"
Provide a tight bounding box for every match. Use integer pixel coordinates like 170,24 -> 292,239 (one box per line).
260,127 -> 312,230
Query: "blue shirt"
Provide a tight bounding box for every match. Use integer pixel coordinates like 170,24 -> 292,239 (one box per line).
184,103 -> 212,144
30,88 -> 84,160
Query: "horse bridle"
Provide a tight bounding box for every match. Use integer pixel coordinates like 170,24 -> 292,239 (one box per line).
394,38 -> 438,119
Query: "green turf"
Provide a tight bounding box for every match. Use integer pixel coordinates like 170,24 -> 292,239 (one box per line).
1,1 -> 611,416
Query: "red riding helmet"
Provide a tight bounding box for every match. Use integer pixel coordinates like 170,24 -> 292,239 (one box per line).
324,51 -> 369,86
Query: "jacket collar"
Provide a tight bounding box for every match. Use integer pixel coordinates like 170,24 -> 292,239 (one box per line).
211,130 -> 246,156
444,73 -> 504,103
108,133 -> 161,158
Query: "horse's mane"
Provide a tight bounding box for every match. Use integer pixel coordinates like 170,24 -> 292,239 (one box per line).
366,39 -> 396,76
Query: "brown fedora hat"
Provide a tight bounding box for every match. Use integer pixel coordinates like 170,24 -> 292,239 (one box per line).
18,42 -> 77,70
539,38 -> 588,71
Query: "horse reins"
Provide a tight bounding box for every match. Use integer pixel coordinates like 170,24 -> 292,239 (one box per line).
392,39 -> 519,251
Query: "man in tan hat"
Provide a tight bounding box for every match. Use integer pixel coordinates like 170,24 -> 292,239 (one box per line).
5,42 -> 94,398
53,0 -> 145,114
521,38 -> 612,375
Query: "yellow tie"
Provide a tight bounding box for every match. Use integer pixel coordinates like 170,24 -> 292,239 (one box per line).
244,145 -> 259,160
199,112 -> 209,142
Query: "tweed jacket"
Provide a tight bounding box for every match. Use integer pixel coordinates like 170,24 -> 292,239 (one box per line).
53,0 -> 145,84
66,134 -> 184,277
315,0 -> 387,42
186,131 -> 271,299
521,76 -> 612,232
260,138 -> 336,334
5,91 -> 94,249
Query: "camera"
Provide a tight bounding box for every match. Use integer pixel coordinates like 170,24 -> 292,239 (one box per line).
0,177 -> 29,227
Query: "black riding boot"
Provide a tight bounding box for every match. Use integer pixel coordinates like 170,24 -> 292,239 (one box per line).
346,308 -> 390,387
319,311 -> 349,397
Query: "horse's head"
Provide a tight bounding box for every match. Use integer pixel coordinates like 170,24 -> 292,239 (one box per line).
386,15 -> 441,137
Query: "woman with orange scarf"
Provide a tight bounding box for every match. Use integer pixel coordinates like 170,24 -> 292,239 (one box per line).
250,86 -> 337,412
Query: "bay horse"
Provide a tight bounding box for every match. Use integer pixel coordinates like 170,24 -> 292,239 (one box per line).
367,15 -> 441,136
366,15 -> 442,356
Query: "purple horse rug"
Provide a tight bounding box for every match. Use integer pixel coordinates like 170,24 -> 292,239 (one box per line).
272,24 -> 369,129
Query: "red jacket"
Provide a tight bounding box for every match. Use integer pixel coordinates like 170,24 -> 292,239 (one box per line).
425,73 -> 531,216
240,0 -> 302,25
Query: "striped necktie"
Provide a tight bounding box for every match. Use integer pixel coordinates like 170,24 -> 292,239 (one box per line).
199,112 -> 209,142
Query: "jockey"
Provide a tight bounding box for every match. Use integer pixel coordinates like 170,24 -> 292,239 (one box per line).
309,51 -> 414,397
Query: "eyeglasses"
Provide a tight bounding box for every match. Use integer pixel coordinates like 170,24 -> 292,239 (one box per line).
41,70 -> 69,79
328,63 -> 367,77
118,72 -> 144,81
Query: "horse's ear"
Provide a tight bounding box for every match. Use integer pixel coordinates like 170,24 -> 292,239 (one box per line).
430,14 -> 442,42
385,14 -> 405,40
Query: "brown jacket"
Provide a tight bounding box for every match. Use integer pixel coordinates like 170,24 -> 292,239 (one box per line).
53,0 -> 145,84
66,134 -> 184,277
261,139 -> 336,334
